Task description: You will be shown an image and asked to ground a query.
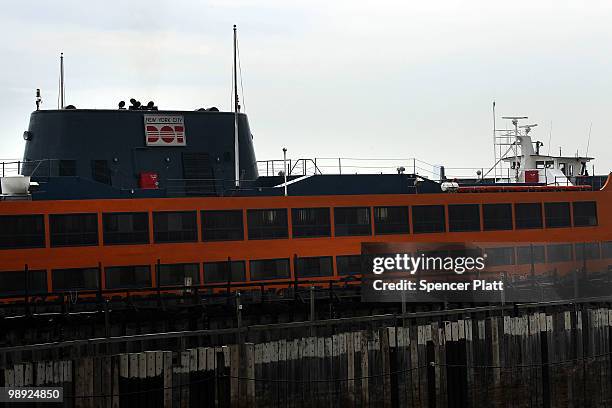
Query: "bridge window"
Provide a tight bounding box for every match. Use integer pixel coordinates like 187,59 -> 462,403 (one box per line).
92,160 -> 111,185
153,211 -> 197,243
51,267 -> 99,291
575,242 -> 601,260
292,208 -> 331,238
412,205 -> 445,233
249,258 -> 290,280
103,212 -> 149,245
201,210 -> 243,241
483,204 -> 513,231
247,209 -> 288,239
334,207 -> 371,236
547,244 -> 573,262
0,270 -> 47,295
105,265 -> 151,289
544,202 -> 571,228
516,245 -> 545,265
157,263 -> 200,286
58,160 -> 76,177
50,213 -> 98,247
295,256 -> 333,278
203,261 -> 246,283
374,206 -> 409,235
448,204 -> 480,232
0,215 -> 45,249
336,255 -> 363,275
484,247 -> 515,266
514,203 -> 543,229
573,201 -> 598,227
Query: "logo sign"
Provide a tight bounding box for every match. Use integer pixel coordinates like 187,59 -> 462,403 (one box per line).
144,115 -> 186,146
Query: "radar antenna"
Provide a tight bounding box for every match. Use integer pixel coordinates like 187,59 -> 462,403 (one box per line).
233,25 -> 240,188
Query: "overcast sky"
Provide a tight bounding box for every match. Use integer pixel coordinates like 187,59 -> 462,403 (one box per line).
1,0 -> 611,177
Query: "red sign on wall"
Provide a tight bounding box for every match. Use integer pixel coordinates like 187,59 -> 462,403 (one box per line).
144,115 -> 186,146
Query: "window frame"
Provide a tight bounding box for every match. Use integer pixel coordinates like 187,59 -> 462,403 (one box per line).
291,207 -> 331,238
448,204 -> 481,232
153,211 -> 198,243
482,204 -> 513,231
201,210 -> 244,242
247,209 -> 289,240
334,207 -> 372,237
102,212 -> 150,246
49,213 -> 99,247
514,203 -> 543,230
412,205 -> 446,234
373,206 -> 410,235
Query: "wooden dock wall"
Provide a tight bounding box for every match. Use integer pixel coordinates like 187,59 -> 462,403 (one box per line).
2,306 -> 612,407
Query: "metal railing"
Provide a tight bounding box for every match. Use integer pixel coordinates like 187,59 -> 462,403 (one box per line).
256,157 -> 488,179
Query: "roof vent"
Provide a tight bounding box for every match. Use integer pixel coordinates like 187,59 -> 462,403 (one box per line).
65,105 -> 76,109
207,107 -> 219,112
129,98 -> 141,110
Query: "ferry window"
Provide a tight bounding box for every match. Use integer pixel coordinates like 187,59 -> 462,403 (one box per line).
295,256 -> 333,278
292,208 -> 331,238
374,206 -> 409,235
52,267 -> 99,291
203,261 -> 246,283
482,204 -> 513,231
201,210 -> 243,241
105,265 -> 151,289
547,244 -> 573,262
153,211 -> 197,243
603,242 -> 612,259
58,160 -> 76,177
516,245 -> 545,265
102,212 -> 149,245
448,204 -> 480,232
514,203 -> 543,229
336,255 -> 363,275
575,242 -> 601,260
249,258 -> 290,280
334,207 -> 371,236
247,209 -> 288,240
573,201 -> 598,227
0,270 -> 47,295
484,247 -> 515,266
157,263 -> 200,286
0,215 -> 45,249
92,160 -> 111,185
544,202 -> 571,228
412,205 -> 445,234
50,213 -> 98,247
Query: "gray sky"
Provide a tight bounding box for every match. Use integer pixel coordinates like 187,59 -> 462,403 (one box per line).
1,0 -> 611,176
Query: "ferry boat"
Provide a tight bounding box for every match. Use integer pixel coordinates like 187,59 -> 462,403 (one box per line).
0,35 -> 610,305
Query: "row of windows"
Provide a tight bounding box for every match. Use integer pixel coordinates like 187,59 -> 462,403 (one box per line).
1,241 -> 610,294
0,201 -> 599,249
0,258 -> 330,293
485,242 -> 612,266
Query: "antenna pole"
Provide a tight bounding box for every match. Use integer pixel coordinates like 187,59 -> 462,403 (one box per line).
233,25 -> 240,188
585,122 -> 592,157
492,101 -> 496,181
60,53 -> 65,109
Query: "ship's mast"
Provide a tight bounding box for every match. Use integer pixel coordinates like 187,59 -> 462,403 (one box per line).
233,25 -> 240,188
59,52 -> 65,109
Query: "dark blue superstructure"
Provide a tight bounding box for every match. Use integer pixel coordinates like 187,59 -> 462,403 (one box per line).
22,108 -> 258,197
12,108 -> 445,199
